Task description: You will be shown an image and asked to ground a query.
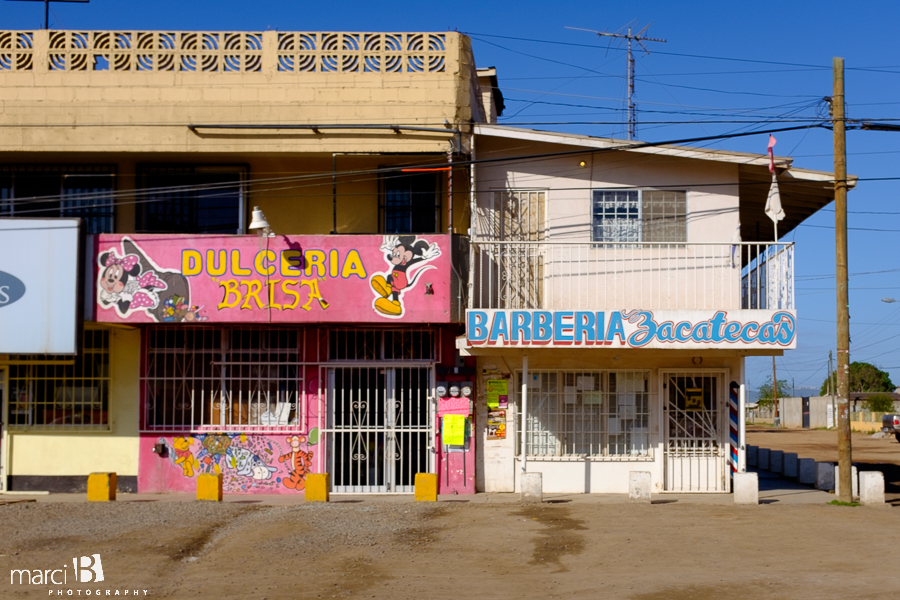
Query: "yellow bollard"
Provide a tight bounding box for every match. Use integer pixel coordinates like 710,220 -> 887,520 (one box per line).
305,473 -> 329,502
414,473 -> 437,502
87,473 -> 117,502
196,473 -> 223,501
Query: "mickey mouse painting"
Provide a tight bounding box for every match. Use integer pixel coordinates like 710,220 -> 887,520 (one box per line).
97,238 -> 192,322
370,235 -> 441,317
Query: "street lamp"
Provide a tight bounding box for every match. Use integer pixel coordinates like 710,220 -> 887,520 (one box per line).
882,298 -> 898,303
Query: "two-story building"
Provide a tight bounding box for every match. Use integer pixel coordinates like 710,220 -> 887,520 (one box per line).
0,29 -> 488,495
0,28 -> 844,497
463,125 -> 845,494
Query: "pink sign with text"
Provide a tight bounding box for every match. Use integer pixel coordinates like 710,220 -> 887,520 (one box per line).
92,234 -> 454,324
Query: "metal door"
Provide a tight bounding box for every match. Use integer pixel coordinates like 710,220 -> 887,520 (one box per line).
662,371 -> 727,492
802,397 -> 810,429
493,190 -> 546,308
326,366 -> 433,493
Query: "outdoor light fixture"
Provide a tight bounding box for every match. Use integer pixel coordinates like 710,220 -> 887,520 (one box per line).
249,206 -> 273,236
882,298 -> 898,303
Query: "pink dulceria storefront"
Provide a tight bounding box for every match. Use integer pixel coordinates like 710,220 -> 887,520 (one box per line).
90,233 -> 473,495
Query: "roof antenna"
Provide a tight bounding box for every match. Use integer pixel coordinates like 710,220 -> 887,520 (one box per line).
566,22 -> 667,140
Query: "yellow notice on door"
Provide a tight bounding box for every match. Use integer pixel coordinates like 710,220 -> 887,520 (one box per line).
442,414 -> 466,446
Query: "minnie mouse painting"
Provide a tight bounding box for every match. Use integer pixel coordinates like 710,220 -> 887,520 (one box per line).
370,235 -> 441,318
97,238 -> 192,322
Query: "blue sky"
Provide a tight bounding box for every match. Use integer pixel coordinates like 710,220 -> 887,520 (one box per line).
6,0 -> 900,394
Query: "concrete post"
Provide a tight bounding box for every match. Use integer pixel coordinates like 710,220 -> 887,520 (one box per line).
834,465 -> 858,500
798,458 -> 816,485
758,447 -> 770,470
770,450 -> 784,474
747,445 -> 758,467
783,453 -> 799,478
859,471 -> 885,506
733,472 -> 759,505
815,462 -> 835,491
521,472 -> 542,503
629,472 -> 651,504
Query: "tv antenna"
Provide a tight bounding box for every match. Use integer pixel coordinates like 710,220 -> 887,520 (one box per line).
5,0 -> 90,30
566,22 -> 666,140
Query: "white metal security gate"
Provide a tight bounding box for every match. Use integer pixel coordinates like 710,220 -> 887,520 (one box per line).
0,368 -> 6,492
326,366 -> 434,493
662,371 -> 727,493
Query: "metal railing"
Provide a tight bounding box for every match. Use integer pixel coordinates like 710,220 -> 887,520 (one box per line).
470,241 -> 794,311
0,30 -> 450,73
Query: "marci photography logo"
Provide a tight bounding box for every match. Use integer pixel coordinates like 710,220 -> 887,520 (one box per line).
9,554 -> 149,596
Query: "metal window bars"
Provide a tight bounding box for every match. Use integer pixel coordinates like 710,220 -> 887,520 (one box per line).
6,329 -> 110,430
472,241 -> 794,311
515,370 -> 651,459
142,327 -> 318,433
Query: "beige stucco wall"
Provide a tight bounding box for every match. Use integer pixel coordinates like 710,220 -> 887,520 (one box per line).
7,327 -> 140,477
472,349 -> 743,494
0,31 -> 477,155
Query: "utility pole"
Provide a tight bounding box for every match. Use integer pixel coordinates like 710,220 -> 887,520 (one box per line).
5,0 -> 90,30
833,57 -> 853,503
566,23 -> 666,140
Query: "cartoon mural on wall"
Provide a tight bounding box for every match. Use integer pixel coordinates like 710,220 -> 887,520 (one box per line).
95,234 -> 454,324
154,429 -> 320,493
98,237 -> 199,322
370,235 -> 441,318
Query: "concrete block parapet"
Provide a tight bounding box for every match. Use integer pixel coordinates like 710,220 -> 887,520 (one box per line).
815,462 -> 835,491
834,465 -> 859,500
799,458 -> 816,485
770,450 -> 784,474
783,453 -> 799,478
733,473 -> 759,505
758,448 -> 770,471
747,445 -> 758,467
859,471 -> 886,506
629,472 -> 652,504
521,472 -> 543,503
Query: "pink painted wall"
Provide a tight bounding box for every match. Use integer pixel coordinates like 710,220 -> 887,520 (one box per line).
92,234 -> 454,324
139,430 -> 321,494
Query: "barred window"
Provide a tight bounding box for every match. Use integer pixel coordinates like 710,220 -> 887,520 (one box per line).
328,329 -> 435,361
0,166 -> 116,234
592,190 -> 686,243
143,327 -> 308,432
517,370 -> 650,458
6,330 -> 111,430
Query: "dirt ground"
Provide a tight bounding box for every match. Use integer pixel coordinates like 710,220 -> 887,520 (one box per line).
1,496 -> 898,600
747,426 -> 900,503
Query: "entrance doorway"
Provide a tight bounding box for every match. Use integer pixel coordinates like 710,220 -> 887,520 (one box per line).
662,371 -> 727,492
326,366 -> 433,493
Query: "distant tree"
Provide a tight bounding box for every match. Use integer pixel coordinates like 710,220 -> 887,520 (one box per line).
820,362 -> 894,395
863,394 -> 895,413
757,377 -> 789,409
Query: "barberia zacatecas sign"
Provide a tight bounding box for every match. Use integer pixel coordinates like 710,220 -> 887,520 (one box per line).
466,309 -> 796,350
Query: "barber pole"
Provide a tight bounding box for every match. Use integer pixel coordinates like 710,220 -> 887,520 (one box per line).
729,381 -> 740,473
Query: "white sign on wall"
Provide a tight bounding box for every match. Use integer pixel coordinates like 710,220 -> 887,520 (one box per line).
0,219 -> 81,354
465,308 -> 797,350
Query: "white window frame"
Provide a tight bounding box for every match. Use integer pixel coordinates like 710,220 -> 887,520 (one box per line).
591,189 -> 688,244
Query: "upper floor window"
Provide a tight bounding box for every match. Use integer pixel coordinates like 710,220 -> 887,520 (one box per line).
591,190 -> 686,243
382,172 -> 439,234
136,166 -> 246,234
0,165 -> 115,234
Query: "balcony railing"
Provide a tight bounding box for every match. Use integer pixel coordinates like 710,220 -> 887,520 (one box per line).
470,241 -> 794,311
0,30 -> 451,73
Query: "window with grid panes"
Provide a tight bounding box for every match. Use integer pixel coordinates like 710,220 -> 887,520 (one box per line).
591,190 -> 686,243
516,370 -> 650,457
6,330 -> 111,429
136,166 -> 245,234
0,166 -> 115,234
